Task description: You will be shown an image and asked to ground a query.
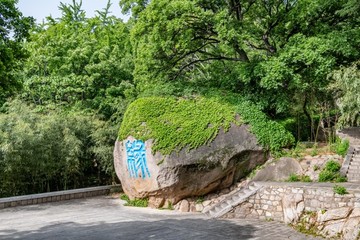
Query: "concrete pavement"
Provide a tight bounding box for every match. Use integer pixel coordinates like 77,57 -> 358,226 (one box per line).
0,196 -> 319,240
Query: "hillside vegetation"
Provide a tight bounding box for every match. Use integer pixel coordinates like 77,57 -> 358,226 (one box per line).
0,0 -> 358,197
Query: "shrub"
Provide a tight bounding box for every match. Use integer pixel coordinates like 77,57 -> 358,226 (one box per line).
331,138 -> 350,157
120,194 -> 148,207
287,174 -> 312,182
324,160 -> 341,172
287,173 -> 300,182
319,170 -> 336,182
333,185 -> 348,195
318,160 -> 346,182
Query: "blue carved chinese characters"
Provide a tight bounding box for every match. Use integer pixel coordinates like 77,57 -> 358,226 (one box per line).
125,139 -> 150,179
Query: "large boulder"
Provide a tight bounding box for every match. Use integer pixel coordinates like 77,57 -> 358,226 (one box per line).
252,157 -> 303,181
114,123 -> 266,207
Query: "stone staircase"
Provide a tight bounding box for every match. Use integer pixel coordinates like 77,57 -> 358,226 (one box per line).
338,127 -> 360,182
202,181 -> 262,218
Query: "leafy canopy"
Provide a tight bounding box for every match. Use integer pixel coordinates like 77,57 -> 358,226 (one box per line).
0,0 -> 34,103
129,0 -> 360,115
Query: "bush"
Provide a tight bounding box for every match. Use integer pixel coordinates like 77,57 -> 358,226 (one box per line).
319,170 -> 336,182
318,160 -> 346,182
331,138 -> 349,157
324,160 -> 341,172
333,185 -> 348,195
287,174 -> 312,182
287,173 -> 300,182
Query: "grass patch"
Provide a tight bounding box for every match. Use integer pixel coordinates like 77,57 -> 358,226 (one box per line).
120,194 -> 149,207
287,173 -> 312,182
292,211 -> 323,238
333,185 -> 348,195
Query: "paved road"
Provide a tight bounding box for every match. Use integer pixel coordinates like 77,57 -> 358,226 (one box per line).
0,196 -> 319,240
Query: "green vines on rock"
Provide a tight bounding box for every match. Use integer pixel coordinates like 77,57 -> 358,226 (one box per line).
118,94 -> 295,155
205,91 -> 295,152
118,96 -> 239,155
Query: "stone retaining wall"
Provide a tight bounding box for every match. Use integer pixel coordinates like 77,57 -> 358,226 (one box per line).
0,185 -> 121,210
223,182 -> 360,239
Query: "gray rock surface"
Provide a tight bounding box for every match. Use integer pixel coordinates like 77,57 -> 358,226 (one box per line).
282,193 -> 304,224
114,124 -> 266,207
253,157 -> 303,181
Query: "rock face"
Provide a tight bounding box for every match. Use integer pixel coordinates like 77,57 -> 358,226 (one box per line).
253,157 -> 303,181
114,124 -> 266,207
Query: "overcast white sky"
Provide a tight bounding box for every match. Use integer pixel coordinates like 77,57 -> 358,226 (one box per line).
17,0 -> 129,23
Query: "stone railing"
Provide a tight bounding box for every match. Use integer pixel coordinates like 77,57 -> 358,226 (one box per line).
0,185 -> 121,210
222,182 -> 360,239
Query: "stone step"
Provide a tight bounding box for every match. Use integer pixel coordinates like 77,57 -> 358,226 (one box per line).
248,185 -> 257,191
348,179 -> 360,183
346,173 -> 360,180
203,182 -> 262,218
349,160 -> 360,166
347,169 -> 360,174
348,165 -> 360,170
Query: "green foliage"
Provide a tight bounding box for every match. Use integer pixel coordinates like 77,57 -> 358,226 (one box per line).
313,165 -> 320,171
0,0 -> 34,103
330,138 -> 350,157
287,174 -> 312,182
195,196 -> 204,204
215,92 -> 295,152
333,185 -> 348,195
293,211 -> 322,237
120,194 -> 148,207
22,4 -> 134,121
0,100 -> 114,197
324,160 -> 341,173
287,173 -> 300,182
130,0 -> 360,117
310,145 -> 318,157
329,61 -> 360,127
318,160 -> 346,182
119,93 -> 294,155
119,96 -> 238,154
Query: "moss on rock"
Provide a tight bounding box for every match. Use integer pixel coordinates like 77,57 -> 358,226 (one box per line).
118,96 -> 239,155
118,95 -> 295,154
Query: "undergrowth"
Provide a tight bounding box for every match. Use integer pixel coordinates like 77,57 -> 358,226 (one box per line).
120,194 -> 149,207
331,137 -> 350,157
333,185 -> 348,195
318,160 -> 347,182
287,173 -> 312,182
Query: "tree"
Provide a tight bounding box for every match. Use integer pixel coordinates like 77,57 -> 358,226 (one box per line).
330,62 -> 360,127
129,0 -> 360,118
0,0 -> 34,103
22,1 -> 134,121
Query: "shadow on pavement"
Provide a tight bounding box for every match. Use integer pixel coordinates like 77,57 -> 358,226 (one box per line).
0,218 -> 257,240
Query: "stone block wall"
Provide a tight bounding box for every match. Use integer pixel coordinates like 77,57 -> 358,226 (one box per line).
222,182 -> 360,239
0,185 -> 121,210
